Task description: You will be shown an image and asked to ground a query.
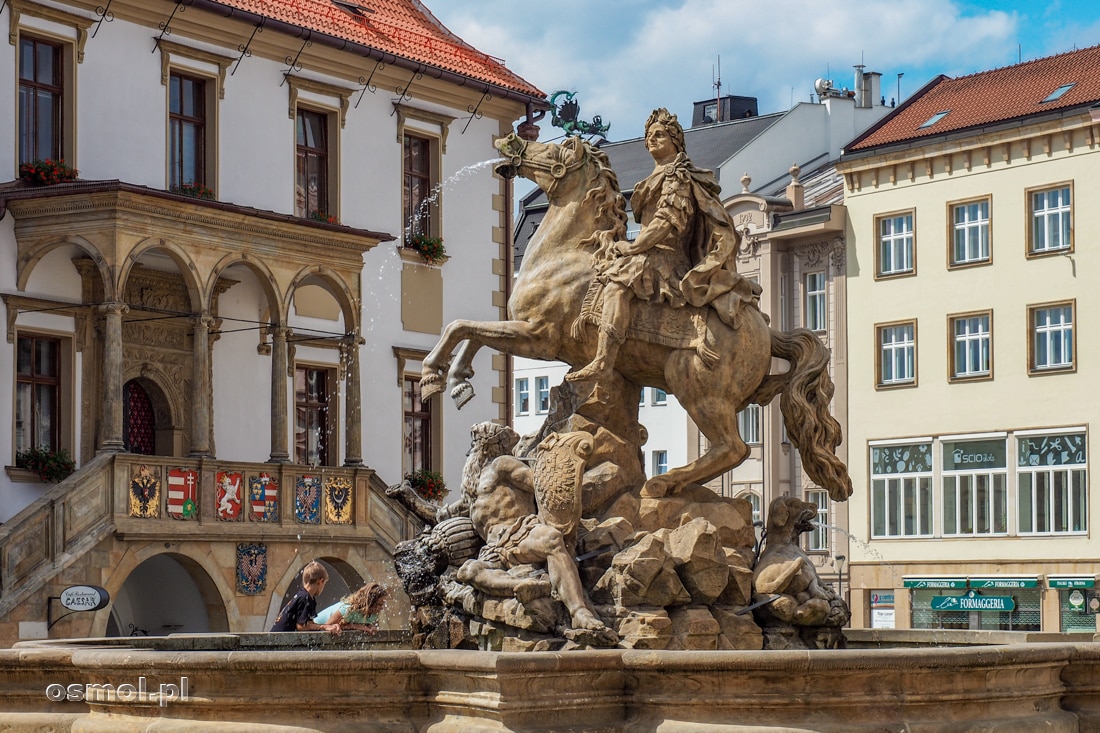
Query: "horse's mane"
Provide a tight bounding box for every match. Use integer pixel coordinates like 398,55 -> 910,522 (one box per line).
576,143 -> 628,253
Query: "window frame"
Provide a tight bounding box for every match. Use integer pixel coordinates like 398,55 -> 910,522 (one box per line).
874,209 -> 916,279
167,70 -> 210,192
16,30 -> 76,170
651,388 -> 668,406
403,131 -> 440,241
946,196 -> 992,269
940,437 -> 1009,537
1026,182 -> 1073,257
295,364 -> 337,467
870,441 -> 935,539
804,489 -> 829,552
15,332 -> 63,454
1028,300 -> 1075,375
737,403 -> 761,445
295,106 -> 334,219
535,376 -> 550,414
804,271 -> 827,332
876,319 -> 917,389
947,310 -> 993,383
514,377 -> 530,416
402,373 -> 435,474
1016,430 -> 1087,535
652,450 -> 668,476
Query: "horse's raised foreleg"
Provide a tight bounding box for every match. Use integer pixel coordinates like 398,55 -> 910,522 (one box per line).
421,319 -> 560,407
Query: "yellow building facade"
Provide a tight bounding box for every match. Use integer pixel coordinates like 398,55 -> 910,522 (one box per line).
838,48 -> 1100,633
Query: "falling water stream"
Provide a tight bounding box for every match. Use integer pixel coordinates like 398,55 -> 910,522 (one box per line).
403,158 -> 503,241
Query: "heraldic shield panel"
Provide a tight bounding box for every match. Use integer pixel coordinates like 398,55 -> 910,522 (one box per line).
216,471 -> 244,521
324,476 -> 353,524
129,465 -> 160,518
167,468 -> 199,520
249,472 -> 279,522
295,475 -> 321,524
236,543 -> 267,595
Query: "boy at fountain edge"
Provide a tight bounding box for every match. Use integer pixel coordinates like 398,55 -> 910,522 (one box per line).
269,560 -> 342,633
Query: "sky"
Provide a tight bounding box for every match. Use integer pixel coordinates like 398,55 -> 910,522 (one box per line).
424,0 -> 1100,143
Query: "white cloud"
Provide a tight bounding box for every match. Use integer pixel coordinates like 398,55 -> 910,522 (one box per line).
428,0 -> 1097,141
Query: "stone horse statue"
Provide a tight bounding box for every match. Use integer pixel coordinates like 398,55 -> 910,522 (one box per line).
419,133 -> 852,503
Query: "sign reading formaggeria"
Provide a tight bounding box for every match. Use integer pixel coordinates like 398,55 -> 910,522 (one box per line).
931,589 -> 1015,612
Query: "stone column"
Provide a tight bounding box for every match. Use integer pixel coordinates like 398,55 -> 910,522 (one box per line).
189,315 -> 214,457
343,334 -> 363,466
268,324 -> 290,463
98,302 -> 128,453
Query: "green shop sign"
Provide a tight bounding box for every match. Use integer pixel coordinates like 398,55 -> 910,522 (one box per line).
931,589 -> 1015,612
1049,577 -> 1095,589
903,578 -> 967,589
969,577 -> 1038,589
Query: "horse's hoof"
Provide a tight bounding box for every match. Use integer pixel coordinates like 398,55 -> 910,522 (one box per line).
640,477 -> 673,498
420,374 -> 445,400
451,381 -> 474,409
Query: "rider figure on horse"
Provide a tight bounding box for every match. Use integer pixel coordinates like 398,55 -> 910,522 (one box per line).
567,108 -> 762,384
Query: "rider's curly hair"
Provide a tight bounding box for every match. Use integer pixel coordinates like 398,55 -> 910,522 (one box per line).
644,108 -> 685,153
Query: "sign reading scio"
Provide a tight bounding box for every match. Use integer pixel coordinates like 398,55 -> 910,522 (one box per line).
59,585 -> 110,612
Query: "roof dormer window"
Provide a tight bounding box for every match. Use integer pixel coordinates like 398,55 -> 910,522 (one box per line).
1041,83 -> 1075,103
332,1 -> 372,17
918,110 -> 950,129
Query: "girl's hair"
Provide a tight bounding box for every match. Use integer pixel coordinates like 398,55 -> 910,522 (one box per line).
345,582 -> 388,617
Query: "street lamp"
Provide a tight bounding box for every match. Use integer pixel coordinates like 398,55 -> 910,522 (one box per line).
835,554 -> 847,601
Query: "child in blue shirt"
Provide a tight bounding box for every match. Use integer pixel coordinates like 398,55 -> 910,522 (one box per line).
313,582 -> 388,634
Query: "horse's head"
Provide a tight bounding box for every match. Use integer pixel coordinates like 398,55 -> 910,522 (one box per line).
495,134 -> 595,201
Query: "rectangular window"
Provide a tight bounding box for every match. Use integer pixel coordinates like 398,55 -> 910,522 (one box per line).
403,375 -> 433,473
296,109 -> 329,218
536,376 -> 550,413
949,312 -> 991,380
15,334 -> 60,453
652,450 -> 668,476
169,72 -> 206,190
870,442 -> 933,538
804,272 -> 826,331
515,377 -> 530,416
805,489 -> 829,551
651,388 -> 668,406
737,403 -> 761,445
941,438 -> 1008,536
295,366 -> 333,466
404,133 -> 434,239
877,321 -> 915,387
1029,185 -> 1072,255
950,199 -> 990,266
1018,432 -> 1086,534
18,36 -> 63,165
876,212 -> 914,277
1030,302 -> 1074,373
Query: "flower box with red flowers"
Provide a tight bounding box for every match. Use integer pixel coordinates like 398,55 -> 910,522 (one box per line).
171,181 -> 216,200
309,210 -> 340,225
19,159 -> 78,187
405,469 -> 447,502
404,234 -> 447,265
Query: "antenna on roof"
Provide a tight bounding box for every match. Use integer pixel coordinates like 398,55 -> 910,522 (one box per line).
713,55 -> 723,122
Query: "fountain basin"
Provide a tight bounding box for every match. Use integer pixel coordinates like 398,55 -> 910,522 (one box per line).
4,634 -> 1100,731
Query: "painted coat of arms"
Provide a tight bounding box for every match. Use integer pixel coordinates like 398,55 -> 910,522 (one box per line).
295,475 -> 320,524
128,465 -> 160,518
166,468 -> 199,520
216,471 -> 243,521
324,476 -> 353,524
248,473 -> 279,522
236,543 -> 267,595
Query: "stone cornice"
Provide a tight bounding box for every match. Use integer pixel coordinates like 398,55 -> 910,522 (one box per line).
157,38 -> 235,99
2,181 -> 391,261
8,0 -> 93,63
837,111 -> 1100,193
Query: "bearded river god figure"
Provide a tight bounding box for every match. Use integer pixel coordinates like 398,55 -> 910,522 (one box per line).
394,109 -> 854,651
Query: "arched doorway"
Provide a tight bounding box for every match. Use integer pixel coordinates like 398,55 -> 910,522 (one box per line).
106,553 -> 228,636
123,380 -> 156,455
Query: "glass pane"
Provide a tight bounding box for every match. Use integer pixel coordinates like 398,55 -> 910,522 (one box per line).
20,39 -> 34,80
959,475 -> 972,534
35,383 -> 55,449
15,383 -> 31,452
1054,470 -> 1068,532
1019,473 -> 1033,532
36,41 -> 55,85
17,337 -> 33,375
903,477 -> 915,535
976,474 -> 989,533
170,75 -> 181,114
943,476 -> 956,534
36,90 -> 56,161
36,338 -> 57,377
1072,470 -> 1087,532
994,474 -> 1007,533
1036,472 -> 1050,532
919,477 -> 932,534
182,122 -> 199,184
872,479 -> 885,537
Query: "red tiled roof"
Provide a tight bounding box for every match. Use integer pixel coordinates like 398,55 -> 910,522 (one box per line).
211,0 -> 544,99
848,44 -> 1100,152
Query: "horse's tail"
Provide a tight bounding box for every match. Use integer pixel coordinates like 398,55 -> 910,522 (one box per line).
747,328 -> 853,502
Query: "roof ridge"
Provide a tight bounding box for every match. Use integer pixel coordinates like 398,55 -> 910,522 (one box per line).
948,41 -> 1100,83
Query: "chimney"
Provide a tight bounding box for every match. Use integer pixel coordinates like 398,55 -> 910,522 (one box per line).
853,65 -> 865,108
786,165 -> 804,211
